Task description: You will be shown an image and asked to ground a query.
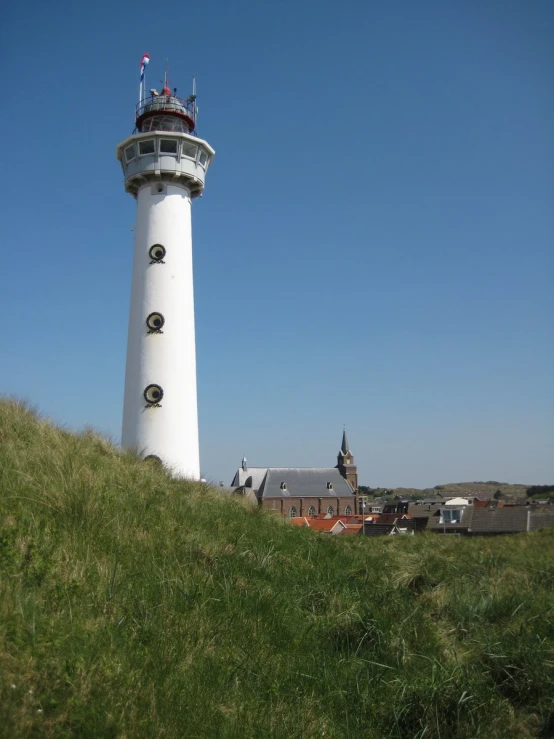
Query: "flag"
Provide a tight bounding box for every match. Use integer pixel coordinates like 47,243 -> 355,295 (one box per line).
140,53 -> 150,82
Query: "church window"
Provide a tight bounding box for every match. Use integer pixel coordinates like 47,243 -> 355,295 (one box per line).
289,507 -> 297,518
308,506 -> 316,516
345,505 -> 352,515
327,506 -> 334,515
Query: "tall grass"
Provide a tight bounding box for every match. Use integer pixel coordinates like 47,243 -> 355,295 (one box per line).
0,398 -> 553,738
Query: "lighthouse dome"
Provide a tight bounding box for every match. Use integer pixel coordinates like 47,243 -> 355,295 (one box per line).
144,89 -> 187,116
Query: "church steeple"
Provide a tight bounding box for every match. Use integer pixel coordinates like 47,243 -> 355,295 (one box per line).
336,427 -> 358,491
340,427 -> 349,455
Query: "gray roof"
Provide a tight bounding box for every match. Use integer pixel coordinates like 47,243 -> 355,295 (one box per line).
530,510 -> 554,531
468,507 -> 524,533
362,523 -> 396,537
408,503 -> 442,518
361,521 -> 416,537
470,507 -> 554,534
425,506 -> 554,534
258,468 -> 354,499
230,467 -> 268,490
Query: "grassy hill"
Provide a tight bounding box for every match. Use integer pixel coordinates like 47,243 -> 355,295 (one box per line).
1,399 -> 553,738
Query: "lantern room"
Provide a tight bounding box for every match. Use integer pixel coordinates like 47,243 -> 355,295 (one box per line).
136,84 -> 197,134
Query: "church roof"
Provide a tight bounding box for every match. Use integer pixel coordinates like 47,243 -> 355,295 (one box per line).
230,467 -> 268,490
257,468 -> 353,499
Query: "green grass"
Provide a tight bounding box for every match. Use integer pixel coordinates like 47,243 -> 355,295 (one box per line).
1,399 -> 553,738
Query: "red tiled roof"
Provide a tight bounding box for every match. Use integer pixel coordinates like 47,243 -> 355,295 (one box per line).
289,517 -> 309,526
305,519 -> 346,532
340,524 -> 363,535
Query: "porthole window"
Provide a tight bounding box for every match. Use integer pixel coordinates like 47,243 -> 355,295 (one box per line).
144,454 -> 162,465
124,145 -> 136,162
160,139 -> 178,154
149,244 -> 166,262
144,384 -> 163,405
146,312 -> 165,331
289,507 -> 297,518
182,143 -> 198,160
139,139 -> 155,156
198,150 -> 208,167
308,506 -> 316,516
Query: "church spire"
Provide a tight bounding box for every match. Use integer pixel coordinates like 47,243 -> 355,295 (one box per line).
340,427 -> 350,455
336,427 -> 358,492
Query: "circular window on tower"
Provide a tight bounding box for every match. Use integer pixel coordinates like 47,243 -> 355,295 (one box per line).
146,312 -> 165,332
149,244 -> 166,262
144,454 -> 162,465
144,384 -> 164,405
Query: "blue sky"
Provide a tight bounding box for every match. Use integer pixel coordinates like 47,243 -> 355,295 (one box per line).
1,0 -> 552,487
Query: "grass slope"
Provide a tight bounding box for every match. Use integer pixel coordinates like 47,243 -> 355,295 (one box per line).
1,399 -> 553,738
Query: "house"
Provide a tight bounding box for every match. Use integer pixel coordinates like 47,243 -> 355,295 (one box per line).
291,517 -> 353,535
358,499 -> 384,515
425,505 -> 554,535
383,501 -> 410,515
359,511 -> 416,537
361,521 -> 416,537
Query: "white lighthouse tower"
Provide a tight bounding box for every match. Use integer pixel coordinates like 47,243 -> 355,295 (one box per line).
116,67 -> 214,478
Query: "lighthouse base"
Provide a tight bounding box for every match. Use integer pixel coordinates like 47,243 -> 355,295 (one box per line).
121,181 -> 200,480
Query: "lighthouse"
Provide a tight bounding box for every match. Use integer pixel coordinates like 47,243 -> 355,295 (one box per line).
116,62 -> 214,478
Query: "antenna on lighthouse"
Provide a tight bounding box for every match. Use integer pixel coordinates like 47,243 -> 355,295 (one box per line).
191,76 -> 198,123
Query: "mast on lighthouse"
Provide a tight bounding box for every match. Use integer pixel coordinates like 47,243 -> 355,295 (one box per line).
116,60 -> 215,478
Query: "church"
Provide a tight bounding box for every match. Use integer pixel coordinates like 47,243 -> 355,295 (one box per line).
230,430 -> 358,517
